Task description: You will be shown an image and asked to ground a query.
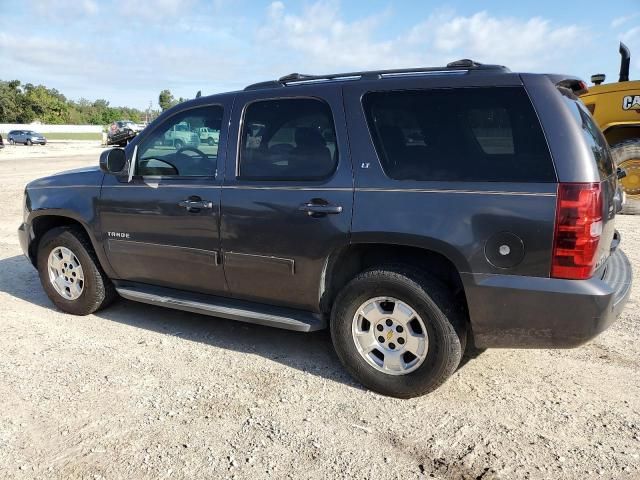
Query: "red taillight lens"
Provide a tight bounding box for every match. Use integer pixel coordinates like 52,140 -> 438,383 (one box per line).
551,183 -> 603,280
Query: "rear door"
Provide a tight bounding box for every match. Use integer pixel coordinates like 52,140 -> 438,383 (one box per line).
220,86 -> 353,311
98,100 -> 231,296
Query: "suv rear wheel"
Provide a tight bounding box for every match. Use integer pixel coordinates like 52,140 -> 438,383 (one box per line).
330,266 -> 466,398
37,226 -> 117,315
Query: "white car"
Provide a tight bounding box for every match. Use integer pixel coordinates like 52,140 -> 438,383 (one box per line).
195,127 -> 219,145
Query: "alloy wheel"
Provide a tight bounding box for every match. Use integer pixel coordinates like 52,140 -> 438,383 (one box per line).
47,246 -> 85,300
351,296 -> 428,375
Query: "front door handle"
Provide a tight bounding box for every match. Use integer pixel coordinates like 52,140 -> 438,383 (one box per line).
179,198 -> 213,211
299,201 -> 343,216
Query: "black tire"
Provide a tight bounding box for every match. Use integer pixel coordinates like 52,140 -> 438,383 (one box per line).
207,137 -> 214,146
37,226 -> 117,315
330,265 -> 466,398
611,139 -> 640,215
26,139 -> 32,146
9,138 -> 15,145
174,139 -> 184,150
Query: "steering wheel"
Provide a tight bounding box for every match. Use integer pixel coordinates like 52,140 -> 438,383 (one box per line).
138,157 -> 179,176
176,146 -> 207,158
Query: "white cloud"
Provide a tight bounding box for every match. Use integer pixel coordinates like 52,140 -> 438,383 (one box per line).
257,0 -> 401,70
30,0 -> 98,17
621,26 -> 640,43
412,11 -> 584,70
611,13 -> 639,28
0,1 -> 597,108
119,0 -> 197,21
257,2 -> 585,73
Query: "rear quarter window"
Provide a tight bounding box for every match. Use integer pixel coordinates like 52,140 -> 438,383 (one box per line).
558,87 -> 614,180
363,86 -> 556,182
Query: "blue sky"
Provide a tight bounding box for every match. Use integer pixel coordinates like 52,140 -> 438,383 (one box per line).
1,0 -> 639,110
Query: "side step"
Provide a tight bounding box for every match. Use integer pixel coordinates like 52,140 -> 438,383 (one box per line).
114,282 -> 327,332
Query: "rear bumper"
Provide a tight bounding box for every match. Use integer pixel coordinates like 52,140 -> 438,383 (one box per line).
464,248 -> 633,348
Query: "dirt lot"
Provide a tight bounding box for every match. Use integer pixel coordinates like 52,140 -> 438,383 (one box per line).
0,143 -> 639,480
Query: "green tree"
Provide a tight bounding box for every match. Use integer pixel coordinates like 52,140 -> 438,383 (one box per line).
0,78 -> 149,125
0,80 -> 23,122
22,84 -> 70,124
159,89 -> 174,111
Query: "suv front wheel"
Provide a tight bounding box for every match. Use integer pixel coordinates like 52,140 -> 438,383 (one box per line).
37,226 -> 117,315
331,266 -> 466,398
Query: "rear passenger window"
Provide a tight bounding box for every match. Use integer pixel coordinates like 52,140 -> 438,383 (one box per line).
363,87 -> 556,182
239,98 -> 338,180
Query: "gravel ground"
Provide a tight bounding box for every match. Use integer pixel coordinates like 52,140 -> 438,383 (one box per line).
0,145 -> 639,479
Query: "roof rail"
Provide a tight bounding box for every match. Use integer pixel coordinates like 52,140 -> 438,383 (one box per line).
244,60 -> 508,90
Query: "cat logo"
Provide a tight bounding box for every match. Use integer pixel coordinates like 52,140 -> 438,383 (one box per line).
622,95 -> 640,111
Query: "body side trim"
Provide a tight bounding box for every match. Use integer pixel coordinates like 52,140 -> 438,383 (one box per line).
108,239 -> 220,265
224,251 -> 295,275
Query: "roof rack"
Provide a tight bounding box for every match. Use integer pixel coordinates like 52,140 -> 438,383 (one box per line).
245,59 -> 508,90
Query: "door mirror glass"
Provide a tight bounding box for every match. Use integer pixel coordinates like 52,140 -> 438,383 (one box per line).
100,148 -> 127,174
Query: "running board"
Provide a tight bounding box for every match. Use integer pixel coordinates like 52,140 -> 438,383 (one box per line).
115,283 -> 326,332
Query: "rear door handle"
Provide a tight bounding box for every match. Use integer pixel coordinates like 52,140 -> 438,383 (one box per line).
179,199 -> 213,211
299,202 -> 343,216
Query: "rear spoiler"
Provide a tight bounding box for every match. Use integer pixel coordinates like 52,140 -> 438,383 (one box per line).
545,74 -> 589,95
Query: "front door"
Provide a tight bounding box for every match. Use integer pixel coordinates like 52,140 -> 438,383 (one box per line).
220,87 -> 353,311
98,101 -> 231,296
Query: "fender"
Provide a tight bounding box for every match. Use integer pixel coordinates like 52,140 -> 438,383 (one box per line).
24,182 -> 116,278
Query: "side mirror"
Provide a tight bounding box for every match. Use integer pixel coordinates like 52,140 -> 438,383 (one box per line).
99,148 -> 127,175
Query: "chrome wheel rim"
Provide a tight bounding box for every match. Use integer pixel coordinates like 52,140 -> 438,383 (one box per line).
351,296 -> 428,375
47,246 -> 85,300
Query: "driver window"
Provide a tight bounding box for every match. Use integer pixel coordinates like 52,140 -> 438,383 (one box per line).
136,105 -> 223,177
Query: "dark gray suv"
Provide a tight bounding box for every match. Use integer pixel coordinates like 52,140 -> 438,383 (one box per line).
18,60 -> 632,398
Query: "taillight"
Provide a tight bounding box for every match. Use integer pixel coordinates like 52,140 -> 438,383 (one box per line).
551,183 -> 603,280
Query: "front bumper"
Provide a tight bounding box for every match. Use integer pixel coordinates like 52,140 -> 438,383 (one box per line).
464,248 -> 633,348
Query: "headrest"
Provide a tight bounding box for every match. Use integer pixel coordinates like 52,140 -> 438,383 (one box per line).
295,127 -> 326,149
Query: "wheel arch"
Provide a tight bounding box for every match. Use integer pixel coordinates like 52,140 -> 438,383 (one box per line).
27,213 -> 113,277
602,124 -> 640,147
320,242 -> 469,320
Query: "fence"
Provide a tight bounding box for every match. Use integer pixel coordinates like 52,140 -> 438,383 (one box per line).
0,124 -> 104,141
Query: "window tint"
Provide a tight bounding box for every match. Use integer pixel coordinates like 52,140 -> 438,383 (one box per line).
239,98 -> 338,180
559,88 -> 614,180
136,105 -> 223,177
363,87 -> 556,182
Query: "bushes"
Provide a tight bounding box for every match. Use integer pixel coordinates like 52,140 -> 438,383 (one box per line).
0,79 -> 149,125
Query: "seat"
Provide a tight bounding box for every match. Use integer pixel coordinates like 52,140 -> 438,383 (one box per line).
289,127 -> 332,177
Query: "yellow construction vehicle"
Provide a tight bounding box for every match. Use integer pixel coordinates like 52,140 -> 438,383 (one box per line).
580,43 -> 640,208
